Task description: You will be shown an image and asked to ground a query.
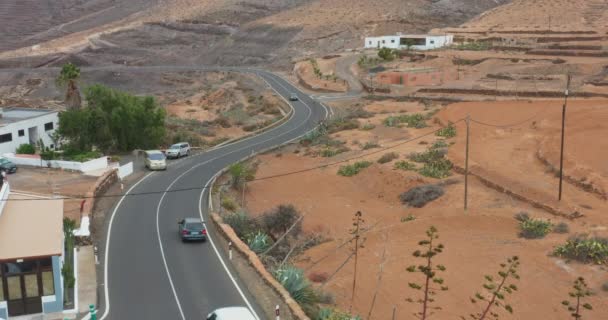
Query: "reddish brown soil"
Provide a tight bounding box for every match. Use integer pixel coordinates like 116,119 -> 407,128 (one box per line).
438,99 -> 608,226
243,98 -> 608,319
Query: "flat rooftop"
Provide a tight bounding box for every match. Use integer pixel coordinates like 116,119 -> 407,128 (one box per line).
0,107 -> 57,126
0,192 -> 63,261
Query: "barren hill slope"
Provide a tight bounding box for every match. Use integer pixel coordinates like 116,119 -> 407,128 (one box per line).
0,0 -> 509,66
458,0 -> 608,32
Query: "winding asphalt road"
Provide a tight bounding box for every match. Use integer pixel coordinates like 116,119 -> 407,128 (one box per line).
95,69 -> 326,319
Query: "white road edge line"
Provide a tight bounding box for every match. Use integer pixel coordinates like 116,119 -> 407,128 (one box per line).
100,70 -> 321,320
99,172 -> 155,320
199,176 -> 261,320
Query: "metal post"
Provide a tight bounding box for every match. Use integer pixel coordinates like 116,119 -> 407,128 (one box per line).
558,74 -> 571,201
228,241 -> 233,260
464,115 -> 471,211
275,305 -> 280,320
241,182 -> 246,208
392,306 -> 396,320
89,304 -> 97,320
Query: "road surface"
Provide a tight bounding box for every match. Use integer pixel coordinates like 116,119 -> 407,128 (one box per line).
97,69 -> 326,319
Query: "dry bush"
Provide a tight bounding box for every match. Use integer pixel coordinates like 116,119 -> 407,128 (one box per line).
400,184 -> 444,208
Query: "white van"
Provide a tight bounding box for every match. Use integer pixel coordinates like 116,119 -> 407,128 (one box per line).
144,150 -> 167,171
206,307 -> 256,320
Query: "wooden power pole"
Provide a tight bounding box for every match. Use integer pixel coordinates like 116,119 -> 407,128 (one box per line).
558,74 -> 571,201
349,211 -> 364,314
464,115 -> 471,211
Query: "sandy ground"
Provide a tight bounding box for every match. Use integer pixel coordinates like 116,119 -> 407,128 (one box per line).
295,57 -> 348,92
456,0 -> 608,32
164,72 -> 287,144
9,167 -> 98,222
241,98 -> 608,319
437,99 -> 608,225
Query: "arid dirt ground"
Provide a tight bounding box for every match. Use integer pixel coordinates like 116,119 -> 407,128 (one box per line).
241,97 -> 608,319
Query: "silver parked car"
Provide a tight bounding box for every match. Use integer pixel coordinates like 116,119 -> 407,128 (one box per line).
166,142 -> 191,159
144,150 -> 167,171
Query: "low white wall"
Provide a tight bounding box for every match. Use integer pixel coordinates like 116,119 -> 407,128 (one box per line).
117,162 -> 133,179
3,154 -> 108,173
0,182 -> 10,219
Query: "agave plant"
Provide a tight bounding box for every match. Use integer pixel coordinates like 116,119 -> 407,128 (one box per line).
273,266 -> 318,305
247,231 -> 271,253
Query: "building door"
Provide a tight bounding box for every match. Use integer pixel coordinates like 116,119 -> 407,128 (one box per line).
28,127 -> 38,145
6,273 -> 42,316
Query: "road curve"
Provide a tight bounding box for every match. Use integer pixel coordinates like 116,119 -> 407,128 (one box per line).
96,69 -> 327,319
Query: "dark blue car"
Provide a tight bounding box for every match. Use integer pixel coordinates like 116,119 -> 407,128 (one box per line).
178,217 -> 206,242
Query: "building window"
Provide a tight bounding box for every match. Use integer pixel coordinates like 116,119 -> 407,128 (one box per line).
18,129 -> 25,137
44,122 -> 54,131
0,133 -> 12,143
42,271 -> 55,296
0,277 -> 3,301
430,40 -> 435,44
369,41 -> 372,45
382,40 -> 385,44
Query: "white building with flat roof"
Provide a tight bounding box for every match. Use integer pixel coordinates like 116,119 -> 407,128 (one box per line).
0,108 -> 59,154
364,34 -> 454,51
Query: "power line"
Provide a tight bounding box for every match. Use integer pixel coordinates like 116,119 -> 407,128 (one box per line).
469,105 -> 551,128
0,120 -> 464,202
1,104 -> 552,204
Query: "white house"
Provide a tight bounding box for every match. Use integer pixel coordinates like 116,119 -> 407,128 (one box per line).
364,34 -> 454,51
0,108 -> 59,154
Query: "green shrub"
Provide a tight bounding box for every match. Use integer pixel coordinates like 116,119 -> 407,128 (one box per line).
221,197 -> 237,211
553,222 -> 570,234
519,218 -> 552,239
436,123 -> 457,138
378,152 -> 399,164
431,140 -> 449,149
383,114 -> 427,128
16,144 -> 35,154
378,47 -> 396,61
360,123 -> 375,130
554,236 -> 608,264
401,214 -> 416,222
247,231 -> 272,253
419,158 -> 453,179
602,282 -> 608,292
394,161 -> 416,171
223,211 -> 260,239
337,161 -> 372,177
317,308 -> 361,320
63,150 -> 102,162
409,149 -> 445,164
455,41 -> 491,51
327,118 -> 360,133
362,142 -> 380,150
228,162 -> 256,190
300,126 -> 327,146
274,266 -> 318,305
319,146 -> 349,157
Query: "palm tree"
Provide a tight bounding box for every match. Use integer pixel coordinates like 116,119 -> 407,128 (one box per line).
56,63 -> 82,109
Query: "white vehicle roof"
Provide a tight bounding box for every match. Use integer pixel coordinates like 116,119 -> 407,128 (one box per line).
145,150 -> 164,155
209,307 -> 256,320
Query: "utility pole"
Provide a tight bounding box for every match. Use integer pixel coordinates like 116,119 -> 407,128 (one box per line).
349,211 -> 364,314
392,306 -> 396,320
241,182 -> 246,208
558,74 -> 571,201
464,115 -> 471,211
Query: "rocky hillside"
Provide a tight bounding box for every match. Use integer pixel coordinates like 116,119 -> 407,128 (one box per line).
0,0 -> 510,67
